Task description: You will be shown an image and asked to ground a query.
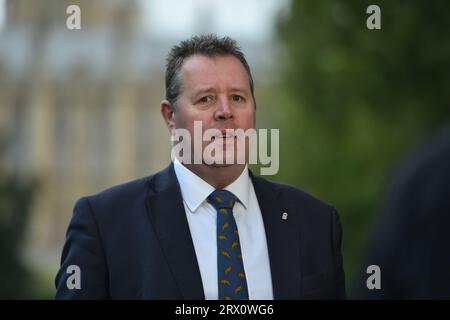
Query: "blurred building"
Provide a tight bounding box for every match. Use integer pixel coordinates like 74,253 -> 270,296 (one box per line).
0,0 -> 172,275
0,0 -> 284,281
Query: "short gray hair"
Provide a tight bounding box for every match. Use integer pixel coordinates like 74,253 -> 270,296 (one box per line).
165,34 -> 255,111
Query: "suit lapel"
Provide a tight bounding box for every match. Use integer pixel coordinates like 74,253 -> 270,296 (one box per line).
145,164 -> 205,299
250,171 -> 302,299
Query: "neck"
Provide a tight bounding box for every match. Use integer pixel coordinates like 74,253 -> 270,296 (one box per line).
183,163 -> 246,189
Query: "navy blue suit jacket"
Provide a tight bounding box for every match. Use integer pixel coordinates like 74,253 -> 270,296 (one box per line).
55,164 -> 346,299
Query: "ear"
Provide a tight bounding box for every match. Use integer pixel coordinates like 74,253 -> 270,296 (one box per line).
160,100 -> 176,133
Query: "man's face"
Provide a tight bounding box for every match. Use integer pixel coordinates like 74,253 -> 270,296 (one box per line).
173,54 -> 256,166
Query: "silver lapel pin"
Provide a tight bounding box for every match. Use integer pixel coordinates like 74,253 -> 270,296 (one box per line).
281,212 -> 288,220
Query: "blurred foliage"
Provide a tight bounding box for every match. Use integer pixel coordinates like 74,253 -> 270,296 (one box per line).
0,141 -> 38,298
274,0 -> 450,294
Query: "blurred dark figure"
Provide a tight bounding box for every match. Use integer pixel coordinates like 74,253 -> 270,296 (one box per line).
355,126 -> 450,299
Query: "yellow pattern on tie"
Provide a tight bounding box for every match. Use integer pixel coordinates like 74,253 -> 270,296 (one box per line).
207,189 -> 249,300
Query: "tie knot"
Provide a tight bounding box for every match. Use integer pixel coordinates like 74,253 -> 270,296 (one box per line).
207,190 -> 237,210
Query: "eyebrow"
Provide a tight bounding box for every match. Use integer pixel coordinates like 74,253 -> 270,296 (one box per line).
190,86 -> 250,100
229,87 -> 249,95
192,87 -> 214,97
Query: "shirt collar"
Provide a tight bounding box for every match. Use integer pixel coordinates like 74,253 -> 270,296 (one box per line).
173,158 -> 250,213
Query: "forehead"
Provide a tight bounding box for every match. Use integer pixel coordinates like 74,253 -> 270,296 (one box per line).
179,54 -> 250,92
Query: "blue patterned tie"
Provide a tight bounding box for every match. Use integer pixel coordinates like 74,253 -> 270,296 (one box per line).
207,190 -> 249,300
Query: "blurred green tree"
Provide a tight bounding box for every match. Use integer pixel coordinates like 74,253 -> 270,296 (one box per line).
0,137 -> 36,298
275,0 -> 450,293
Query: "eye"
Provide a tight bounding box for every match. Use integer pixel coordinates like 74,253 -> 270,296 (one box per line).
231,95 -> 244,102
198,96 -> 212,104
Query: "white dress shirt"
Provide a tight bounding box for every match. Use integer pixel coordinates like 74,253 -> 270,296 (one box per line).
173,158 -> 274,300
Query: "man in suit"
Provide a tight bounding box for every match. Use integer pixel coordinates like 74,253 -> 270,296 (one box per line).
55,35 -> 346,299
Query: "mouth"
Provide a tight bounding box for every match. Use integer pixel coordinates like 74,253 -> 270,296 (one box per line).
212,131 -> 236,142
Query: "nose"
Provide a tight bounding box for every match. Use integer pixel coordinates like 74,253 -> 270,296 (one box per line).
214,97 -> 233,121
